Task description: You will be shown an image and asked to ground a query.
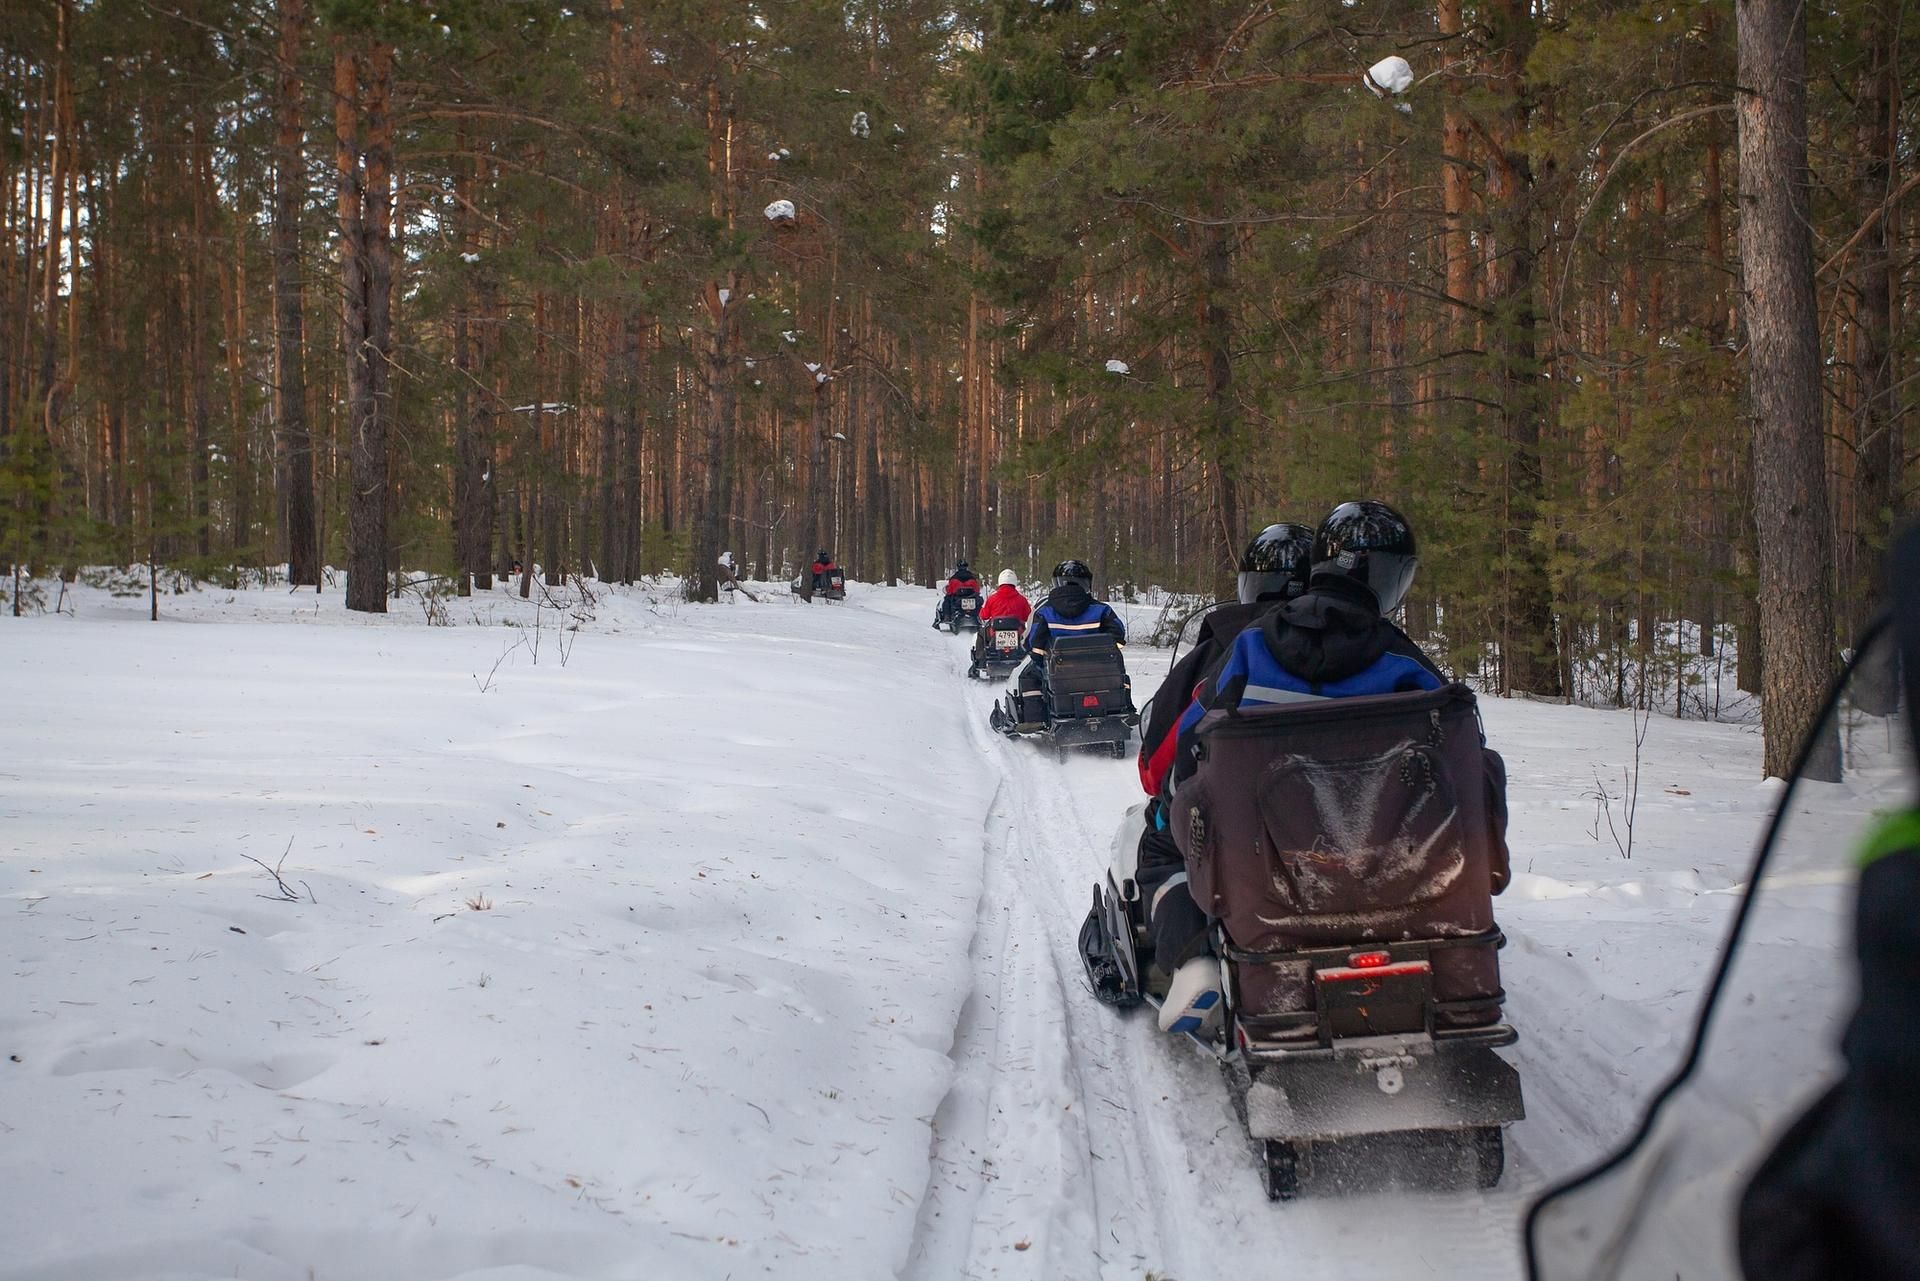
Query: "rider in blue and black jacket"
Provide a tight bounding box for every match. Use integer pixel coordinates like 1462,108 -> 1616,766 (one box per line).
1148,501 -> 1446,1036
1009,560 -> 1127,727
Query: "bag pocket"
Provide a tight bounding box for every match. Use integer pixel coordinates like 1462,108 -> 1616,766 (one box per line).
1254,744 -> 1466,917
1482,746 -> 1512,895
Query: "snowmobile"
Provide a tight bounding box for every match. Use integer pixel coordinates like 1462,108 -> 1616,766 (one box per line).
1524,531 -> 1920,1281
988,632 -> 1139,758
789,568 -> 845,602
1080,681 -> 1523,1199
940,587 -> 982,633
967,615 -> 1026,680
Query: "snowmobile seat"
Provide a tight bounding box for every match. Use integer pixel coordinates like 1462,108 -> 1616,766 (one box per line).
1044,633 -> 1133,721
1170,682 -> 1512,1052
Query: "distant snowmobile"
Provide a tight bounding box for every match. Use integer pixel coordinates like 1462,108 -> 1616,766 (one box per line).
1079,681 -> 1524,1199
793,566 -> 847,602
967,615 -> 1026,680
988,632 -> 1138,758
939,586 -> 982,633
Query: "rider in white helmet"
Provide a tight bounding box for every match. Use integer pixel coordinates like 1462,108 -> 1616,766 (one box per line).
969,569 -> 1034,672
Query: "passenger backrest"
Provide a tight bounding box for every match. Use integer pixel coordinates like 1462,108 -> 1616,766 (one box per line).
1046,633 -> 1129,715
1171,683 -> 1510,1028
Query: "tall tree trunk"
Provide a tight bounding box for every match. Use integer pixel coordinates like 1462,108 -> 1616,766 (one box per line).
338,40 -> 388,613
38,0 -> 72,440
224,206 -> 251,561
1485,0 -> 1561,696
188,110 -> 214,561
691,280 -> 736,602
1737,0 -> 1838,778
273,0 -> 318,588
1200,219 -> 1240,586
1437,0 -> 1474,329
1848,0 -> 1899,629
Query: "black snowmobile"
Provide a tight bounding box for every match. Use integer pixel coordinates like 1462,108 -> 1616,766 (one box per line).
967,615 -> 1026,680
1080,681 -> 1523,1199
988,632 -> 1139,758
939,587 -> 982,633
789,567 -> 846,602
1525,529 -> 1920,1281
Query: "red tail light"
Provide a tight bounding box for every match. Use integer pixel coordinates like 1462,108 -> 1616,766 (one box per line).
1082,695 -> 1099,708
1349,950 -> 1391,969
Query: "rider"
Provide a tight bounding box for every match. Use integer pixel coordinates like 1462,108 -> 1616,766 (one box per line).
810,549 -> 839,592
1136,523 -> 1315,797
934,559 -> 983,627
1123,524 -> 1312,1013
970,570 -> 1034,671
1009,559 -> 1126,728
1152,501 -> 1446,1037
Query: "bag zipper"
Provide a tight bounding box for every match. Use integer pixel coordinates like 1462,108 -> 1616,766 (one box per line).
1195,681 -> 1473,739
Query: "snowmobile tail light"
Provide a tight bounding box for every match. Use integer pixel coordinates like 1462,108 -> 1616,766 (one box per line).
1082,695 -> 1100,708
1348,950 -> 1391,969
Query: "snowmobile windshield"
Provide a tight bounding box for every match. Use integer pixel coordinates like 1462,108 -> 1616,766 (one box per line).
1525,619 -> 1912,1281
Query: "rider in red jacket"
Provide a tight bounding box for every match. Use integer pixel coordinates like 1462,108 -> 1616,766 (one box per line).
980,571 -> 1032,626
934,560 -> 982,627
967,570 -> 1032,674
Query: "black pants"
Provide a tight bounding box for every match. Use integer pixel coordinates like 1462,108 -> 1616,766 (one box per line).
1014,659 -> 1049,724
1136,800 -> 1210,981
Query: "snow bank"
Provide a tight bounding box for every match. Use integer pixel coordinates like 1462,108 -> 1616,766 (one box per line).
0,580 -> 991,1281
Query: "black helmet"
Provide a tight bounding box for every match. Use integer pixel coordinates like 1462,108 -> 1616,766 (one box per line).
1311,500 -> 1417,614
817,548 -> 831,562
1052,559 -> 1094,593
1237,523 -> 1314,605
955,559 -> 970,576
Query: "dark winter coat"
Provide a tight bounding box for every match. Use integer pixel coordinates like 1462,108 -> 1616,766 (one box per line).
1163,578 -> 1444,789
1136,600 -> 1262,796
1738,820 -> 1920,1281
1024,582 -> 1125,656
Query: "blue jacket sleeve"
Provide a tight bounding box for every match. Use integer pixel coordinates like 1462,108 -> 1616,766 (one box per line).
1025,610 -> 1051,654
1168,634 -> 1252,788
1101,604 -> 1127,644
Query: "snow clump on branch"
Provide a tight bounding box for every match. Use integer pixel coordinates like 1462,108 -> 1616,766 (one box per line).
1365,56 -> 1414,97
764,199 -> 797,223
1104,359 -> 1130,375
850,111 -> 870,139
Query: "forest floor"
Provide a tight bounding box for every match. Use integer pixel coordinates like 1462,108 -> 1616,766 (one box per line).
2,575 -> 1787,1280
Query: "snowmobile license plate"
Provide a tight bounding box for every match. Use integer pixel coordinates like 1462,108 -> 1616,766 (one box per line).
1314,961 -> 1432,1038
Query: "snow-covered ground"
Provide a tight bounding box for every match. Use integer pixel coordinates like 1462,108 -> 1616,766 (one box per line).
2,577 -> 1785,1280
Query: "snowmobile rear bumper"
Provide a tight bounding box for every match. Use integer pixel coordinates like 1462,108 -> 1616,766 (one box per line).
1048,713 -> 1134,750
1237,1036 -> 1524,1144
968,653 -> 1023,680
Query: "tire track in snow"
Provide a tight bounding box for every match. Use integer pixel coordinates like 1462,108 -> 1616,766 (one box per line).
902,780 -> 1115,1281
